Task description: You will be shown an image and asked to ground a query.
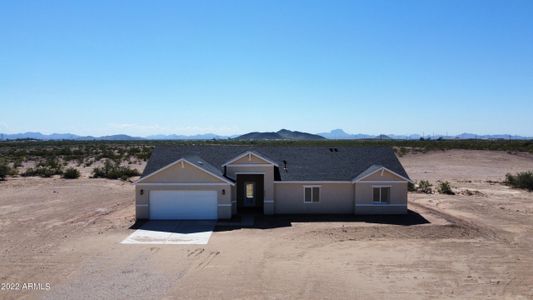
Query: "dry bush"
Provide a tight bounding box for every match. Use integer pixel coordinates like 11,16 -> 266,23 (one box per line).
0,162 -> 10,181
437,181 -> 455,195
92,160 -> 140,180
417,180 -> 433,194
63,167 -> 80,179
505,171 -> 533,191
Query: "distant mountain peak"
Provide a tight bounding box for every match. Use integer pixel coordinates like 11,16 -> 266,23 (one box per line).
376,134 -> 392,140
330,129 -> 347,134
318,129 -> 373,139
236,129 -> 325,141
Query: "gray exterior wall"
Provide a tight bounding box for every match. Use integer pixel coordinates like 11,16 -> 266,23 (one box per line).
273,183 -> 354,214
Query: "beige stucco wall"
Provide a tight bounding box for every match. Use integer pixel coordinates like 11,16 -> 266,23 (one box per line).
140,161 -> 225,184
230,185 -> 237,215
135,184 -> 232,219
225,164 -> 275,215
354,182 -> 407,214
359,169 -> 406,182
274,183 -> 354,214
135,155 -> 408,217
230,154 -> 272,165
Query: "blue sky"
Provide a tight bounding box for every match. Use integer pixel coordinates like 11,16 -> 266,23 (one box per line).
1,0 -> 532,136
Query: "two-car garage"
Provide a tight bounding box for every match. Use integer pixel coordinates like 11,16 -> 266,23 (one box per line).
135,157 -> 235,220
149,190 -> 218,220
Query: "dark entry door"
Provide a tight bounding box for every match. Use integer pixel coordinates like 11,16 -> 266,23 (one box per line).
237,174 -> 264,210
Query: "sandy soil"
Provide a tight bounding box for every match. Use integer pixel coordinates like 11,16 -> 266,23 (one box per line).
1,150 -> 533,299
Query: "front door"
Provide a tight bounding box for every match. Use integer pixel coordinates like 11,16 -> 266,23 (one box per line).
236,174 -> 264,211
243,182 -> 256,207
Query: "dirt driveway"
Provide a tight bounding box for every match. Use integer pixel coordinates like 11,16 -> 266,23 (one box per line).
1,150 -> 533,299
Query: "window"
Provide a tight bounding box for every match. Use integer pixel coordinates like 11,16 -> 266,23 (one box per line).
304,186 -> 320,203
245,182 -> 255,199
373,186 -> 391,203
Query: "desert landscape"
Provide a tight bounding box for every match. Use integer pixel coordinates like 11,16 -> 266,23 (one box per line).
1,148 -> 533,299
4,1 -> 532,298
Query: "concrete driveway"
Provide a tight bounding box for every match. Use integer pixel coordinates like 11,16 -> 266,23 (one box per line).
121,220 -> 215,245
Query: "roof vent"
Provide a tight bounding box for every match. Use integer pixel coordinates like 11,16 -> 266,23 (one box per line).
197,161 -> 203,165
329,148 -> 334,152
283,160 -> 288,172
334,148 -> 339,152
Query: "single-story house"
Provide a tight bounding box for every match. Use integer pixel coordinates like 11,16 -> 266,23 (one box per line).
135,145 -> 412,220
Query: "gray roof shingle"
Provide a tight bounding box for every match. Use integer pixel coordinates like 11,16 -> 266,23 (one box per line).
181,155 -> 229,178
141,145 -> 410,182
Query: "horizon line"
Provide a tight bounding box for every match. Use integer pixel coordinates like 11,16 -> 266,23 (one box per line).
0,130 -> 532,139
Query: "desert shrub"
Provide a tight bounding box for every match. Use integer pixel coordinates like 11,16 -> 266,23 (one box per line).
63,167 -> 80,179
32,157 -> 64,176
84,159 -> 94,167
437,181 -> 455,195
38,157 -> 61,169
75,157 -> 84,167
21,157 -> 64,177
20,168 -> 33,177
504,171 -> 533,191
92,160 -> 140,180
504,173 -> 515,186
417,180 -> 433,194
12,159 -> 23,168
398,147 -> 408,157
131,146 -> 153,161
408,182 -> 416,192
8,166 -> 19,176
0,162 -> 11,180
21,166 -> 61,178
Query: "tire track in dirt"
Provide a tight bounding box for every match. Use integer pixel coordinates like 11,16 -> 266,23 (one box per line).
185,248 -> 221,271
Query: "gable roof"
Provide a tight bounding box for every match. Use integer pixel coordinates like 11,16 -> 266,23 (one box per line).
137,156 -> 235,185
222,150 -> 279,166
141,145 -> 410,182
352,164 -> 413,182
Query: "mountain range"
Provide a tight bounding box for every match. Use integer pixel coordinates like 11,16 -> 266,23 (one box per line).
0,132 -> 145,141
145,133 -> 230,140
0,129 -> 531,141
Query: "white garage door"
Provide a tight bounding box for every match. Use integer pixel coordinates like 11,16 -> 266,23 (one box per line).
149,190 -> 218,220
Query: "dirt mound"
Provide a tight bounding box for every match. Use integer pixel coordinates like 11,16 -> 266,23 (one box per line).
306,224 -> 478,242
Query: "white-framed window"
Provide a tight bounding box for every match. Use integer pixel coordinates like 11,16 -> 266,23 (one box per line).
304,186 -> 320,203
373,186 -> 391,203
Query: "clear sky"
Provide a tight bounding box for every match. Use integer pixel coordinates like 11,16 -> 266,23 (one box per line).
1,0 -> 533,136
